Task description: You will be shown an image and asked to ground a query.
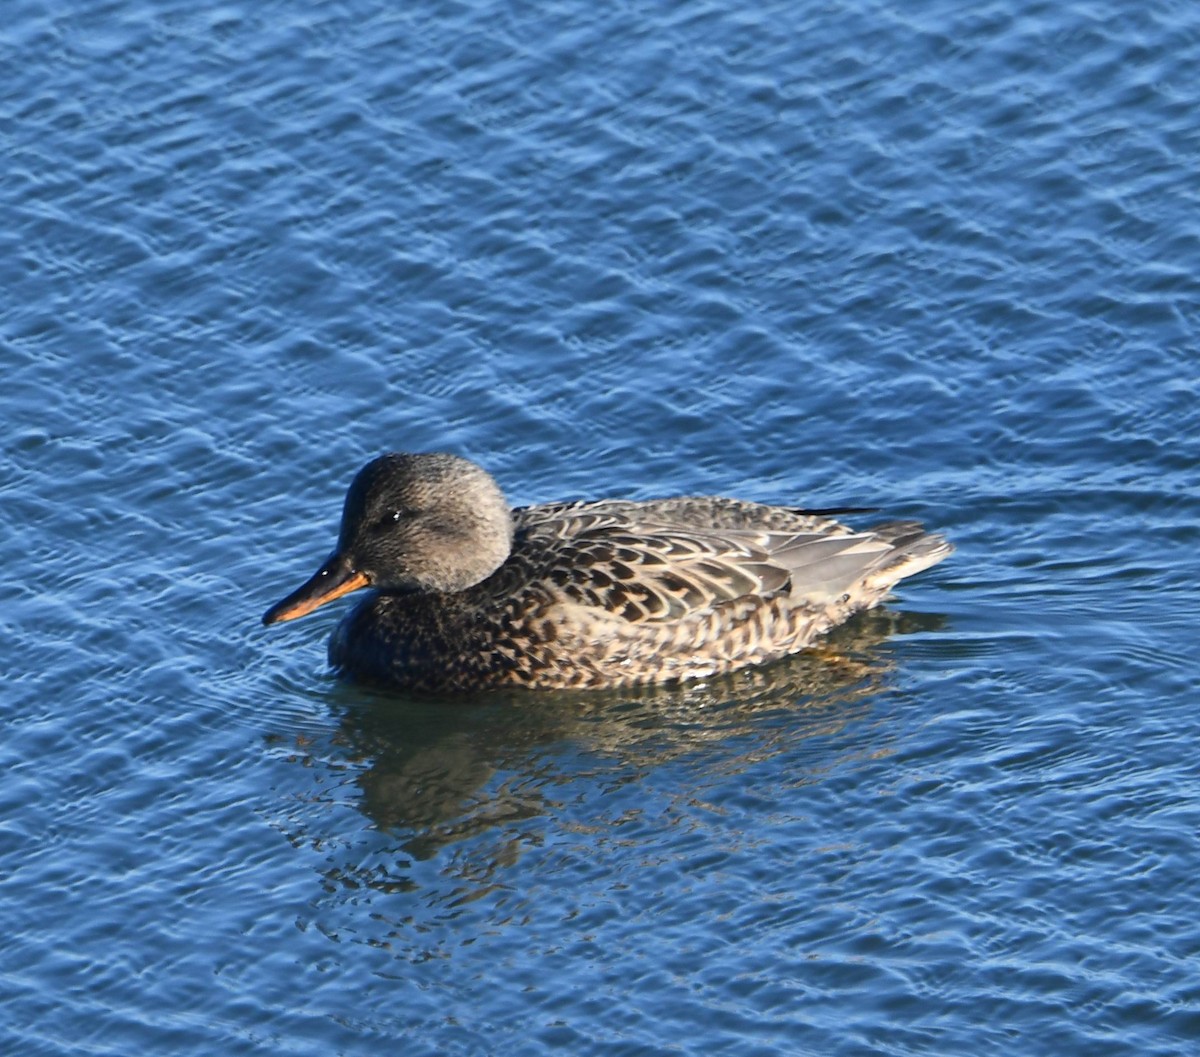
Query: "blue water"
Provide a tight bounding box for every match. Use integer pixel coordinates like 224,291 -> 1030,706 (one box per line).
3,0 -> 1199,1053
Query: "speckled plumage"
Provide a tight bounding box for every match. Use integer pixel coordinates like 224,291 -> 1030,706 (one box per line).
264,454 -> 952,693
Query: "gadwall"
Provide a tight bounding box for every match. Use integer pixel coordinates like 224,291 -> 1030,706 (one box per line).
263,453 -> 952,692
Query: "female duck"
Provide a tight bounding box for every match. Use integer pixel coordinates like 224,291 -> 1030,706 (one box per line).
263,453 -> 951,692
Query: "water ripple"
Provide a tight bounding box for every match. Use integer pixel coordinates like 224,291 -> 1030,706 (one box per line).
3,0 -> 1200,1054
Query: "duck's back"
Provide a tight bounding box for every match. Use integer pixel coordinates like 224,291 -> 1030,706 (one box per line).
329,496 -> 951,693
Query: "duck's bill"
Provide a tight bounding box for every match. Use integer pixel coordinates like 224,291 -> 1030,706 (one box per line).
262,553 -> 369,626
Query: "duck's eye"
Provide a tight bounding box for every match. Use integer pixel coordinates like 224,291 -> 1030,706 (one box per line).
372,509 -> 409,534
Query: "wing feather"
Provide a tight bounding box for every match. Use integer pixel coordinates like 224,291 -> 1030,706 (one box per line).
510,497 -> 931,628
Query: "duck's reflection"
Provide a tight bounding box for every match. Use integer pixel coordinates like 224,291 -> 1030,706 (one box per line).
284,609 -> 944,880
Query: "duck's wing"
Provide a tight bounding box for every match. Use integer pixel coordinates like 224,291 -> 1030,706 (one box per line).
515,496 -> 863,535
516,507 -> 907,625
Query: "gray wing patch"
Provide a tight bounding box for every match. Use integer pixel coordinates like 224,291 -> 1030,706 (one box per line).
767,532 -> 894,601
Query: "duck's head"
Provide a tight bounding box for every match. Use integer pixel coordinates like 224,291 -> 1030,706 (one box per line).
262,452 -> 514,626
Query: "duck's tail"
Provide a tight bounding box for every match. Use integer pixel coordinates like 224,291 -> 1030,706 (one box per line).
864,520 -> 954,593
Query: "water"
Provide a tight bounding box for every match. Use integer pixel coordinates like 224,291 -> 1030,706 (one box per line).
3,0 -> 1199,1053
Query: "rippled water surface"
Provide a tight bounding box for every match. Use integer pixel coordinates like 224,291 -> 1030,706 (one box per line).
4,1 -> 1199,1054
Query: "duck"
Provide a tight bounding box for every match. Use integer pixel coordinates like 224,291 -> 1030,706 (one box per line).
262,452 -> 952,692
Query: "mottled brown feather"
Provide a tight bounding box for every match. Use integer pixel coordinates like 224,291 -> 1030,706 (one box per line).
326,489 -> 952,692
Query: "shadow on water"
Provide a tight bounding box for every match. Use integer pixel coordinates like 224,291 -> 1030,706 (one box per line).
270,608 -> 947,898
